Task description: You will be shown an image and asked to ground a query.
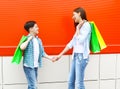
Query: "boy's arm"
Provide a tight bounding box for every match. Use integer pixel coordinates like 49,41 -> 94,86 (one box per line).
43,53 -> 53,61
20,36 -> 33,50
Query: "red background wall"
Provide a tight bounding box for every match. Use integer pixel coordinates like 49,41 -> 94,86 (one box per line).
0,0 -> 120,56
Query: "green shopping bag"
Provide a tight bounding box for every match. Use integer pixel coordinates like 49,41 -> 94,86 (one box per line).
12,35 -> 27,64
89,22 -> 101,53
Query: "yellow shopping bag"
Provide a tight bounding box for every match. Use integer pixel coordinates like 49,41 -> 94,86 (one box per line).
90,21 -> 107,53
93,21 -> 107,50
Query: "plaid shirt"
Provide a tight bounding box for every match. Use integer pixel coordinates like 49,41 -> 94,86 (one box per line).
23,36 -> 45,68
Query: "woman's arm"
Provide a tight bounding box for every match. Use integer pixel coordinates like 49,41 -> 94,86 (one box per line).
52,46 -> 70,62
57,46 -> 70,59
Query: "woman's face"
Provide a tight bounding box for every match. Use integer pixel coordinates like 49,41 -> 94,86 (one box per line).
72,12 -> 81,23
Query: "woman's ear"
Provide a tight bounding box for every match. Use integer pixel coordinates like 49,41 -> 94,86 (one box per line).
78,12 -> 81,16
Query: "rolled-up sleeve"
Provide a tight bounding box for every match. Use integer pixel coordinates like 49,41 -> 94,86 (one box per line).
38,38 -> 45,57
67,37 -> 74,49
41,46 -> 45,57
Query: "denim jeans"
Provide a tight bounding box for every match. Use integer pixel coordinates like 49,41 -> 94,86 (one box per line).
23,66 -> 38,89
68,53 -> 89,89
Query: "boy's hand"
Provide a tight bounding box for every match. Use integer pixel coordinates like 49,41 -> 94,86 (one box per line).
27,36 -> 33,42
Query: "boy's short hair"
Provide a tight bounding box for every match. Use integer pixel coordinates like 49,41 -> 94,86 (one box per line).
24,21 -> 36,32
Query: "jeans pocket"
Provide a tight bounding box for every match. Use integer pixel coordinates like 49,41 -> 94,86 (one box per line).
76,56 -> 82,64
81,59 -> 88,69
85,59 -> 89,63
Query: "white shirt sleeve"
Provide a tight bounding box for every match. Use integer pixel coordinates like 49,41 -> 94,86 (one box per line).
74,22 -> 91,44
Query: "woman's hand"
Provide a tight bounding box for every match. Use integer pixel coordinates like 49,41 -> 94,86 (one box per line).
75,20 -> 85,36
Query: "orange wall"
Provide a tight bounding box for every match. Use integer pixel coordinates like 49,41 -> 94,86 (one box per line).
0,0 -> 120,56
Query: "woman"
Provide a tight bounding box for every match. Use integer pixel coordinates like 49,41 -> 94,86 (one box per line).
53,7 -> 91,89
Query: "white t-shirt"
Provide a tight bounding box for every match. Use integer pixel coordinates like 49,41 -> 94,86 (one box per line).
74,40 -> 84,53
33,37 -> 39,67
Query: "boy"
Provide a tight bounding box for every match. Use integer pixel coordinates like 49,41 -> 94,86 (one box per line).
20,21 -> 52,89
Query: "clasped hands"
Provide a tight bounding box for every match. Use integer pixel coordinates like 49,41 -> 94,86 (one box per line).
51,55 -> 61,62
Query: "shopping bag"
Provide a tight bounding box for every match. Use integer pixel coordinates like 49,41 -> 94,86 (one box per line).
11,35 -> 27,64
89,22 -> 101,53
93,22 -> 107,50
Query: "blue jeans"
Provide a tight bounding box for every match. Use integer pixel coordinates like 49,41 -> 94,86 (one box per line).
23,66 -> 38,89
68,53 -> 88,89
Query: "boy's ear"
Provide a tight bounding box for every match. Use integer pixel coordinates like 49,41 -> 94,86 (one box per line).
29,27 -> 32,32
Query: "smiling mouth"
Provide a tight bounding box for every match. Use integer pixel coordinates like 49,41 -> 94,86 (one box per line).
74,19 -> 77,22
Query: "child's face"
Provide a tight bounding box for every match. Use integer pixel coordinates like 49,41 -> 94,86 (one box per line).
31,24 -> 39,35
